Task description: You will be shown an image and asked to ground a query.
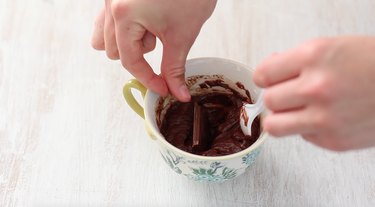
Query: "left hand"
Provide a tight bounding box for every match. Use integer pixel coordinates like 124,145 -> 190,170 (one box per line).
91,0 -> 217,102
253,36 -> 375,151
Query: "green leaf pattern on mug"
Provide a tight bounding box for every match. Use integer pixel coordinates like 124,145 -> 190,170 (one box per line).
241,148 -> 261,166
160,150 -> 184,174
160,148 -> 261,182
186,160 -> 208,165
187,162 -> 237,182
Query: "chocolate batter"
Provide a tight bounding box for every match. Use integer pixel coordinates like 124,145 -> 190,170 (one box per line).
159,80 -> 261,156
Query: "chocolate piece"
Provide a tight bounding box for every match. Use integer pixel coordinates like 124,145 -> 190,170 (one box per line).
192,102 -> 208,151
240,106 -> 249,127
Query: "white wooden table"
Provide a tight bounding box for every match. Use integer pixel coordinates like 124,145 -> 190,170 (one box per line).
1,0 -> 375,206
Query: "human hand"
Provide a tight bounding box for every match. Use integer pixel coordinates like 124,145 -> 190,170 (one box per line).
91,0 -> 217,102
253,36 -> 375,151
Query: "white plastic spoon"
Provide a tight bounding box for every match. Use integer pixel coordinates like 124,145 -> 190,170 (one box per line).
240,90 -> 265,136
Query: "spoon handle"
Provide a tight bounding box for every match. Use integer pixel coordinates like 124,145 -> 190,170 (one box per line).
245,90 -> 265,114
241,89 -> 265,135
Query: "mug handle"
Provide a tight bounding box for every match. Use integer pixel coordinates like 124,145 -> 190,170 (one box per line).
123,79 -> 147,119
123,79 -> 157,140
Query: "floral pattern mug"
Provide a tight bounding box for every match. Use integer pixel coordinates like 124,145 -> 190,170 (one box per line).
123,57 -> 268,183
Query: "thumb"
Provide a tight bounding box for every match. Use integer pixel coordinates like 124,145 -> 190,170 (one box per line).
161,42 -> 192,102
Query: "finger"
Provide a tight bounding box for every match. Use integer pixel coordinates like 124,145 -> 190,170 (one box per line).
254,47 -> 310,88
264,77 -> 307,112
161,42 -> 192,102
114,19 -> 168,96
142,31 -> 156,54
104,0 -> 119,60
91,7 -> 105,50
302,133 -> 321,145
301,133 -> 336,150
302,133 -> 351,151
264,109 -> 318,137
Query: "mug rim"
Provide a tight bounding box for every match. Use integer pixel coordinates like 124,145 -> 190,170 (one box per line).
144,57 -> 268,161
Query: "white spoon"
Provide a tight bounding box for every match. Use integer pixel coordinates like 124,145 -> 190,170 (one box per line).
240,90 -> 265,136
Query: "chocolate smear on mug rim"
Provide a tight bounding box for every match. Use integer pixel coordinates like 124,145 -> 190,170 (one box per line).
156,75 -> 261,156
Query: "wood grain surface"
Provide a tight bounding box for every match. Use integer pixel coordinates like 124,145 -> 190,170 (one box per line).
1,0 -> 375,206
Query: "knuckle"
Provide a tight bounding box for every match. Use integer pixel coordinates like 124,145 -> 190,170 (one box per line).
263,91 -> 275,110
106,50 -> 120,60
300,38 -> 331,63
162,66 -> 185,79
308,109 -> 340,134
299,74 -> 333,101
263,118 -> 283,137
253,61 -> 274,87
310,111 -> 331,130
254,72 -> 271,87
111,0 -> 130,20
91,40 -> 104,50
120,56 -> 142,71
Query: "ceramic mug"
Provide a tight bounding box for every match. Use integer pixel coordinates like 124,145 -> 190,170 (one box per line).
123,57 -> 267,183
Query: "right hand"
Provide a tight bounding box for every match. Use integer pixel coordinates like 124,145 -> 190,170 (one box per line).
253,36 -> 375,151
91,0 -> 217,102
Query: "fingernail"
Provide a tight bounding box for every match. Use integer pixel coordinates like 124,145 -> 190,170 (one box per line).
179,85 -> 191,102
